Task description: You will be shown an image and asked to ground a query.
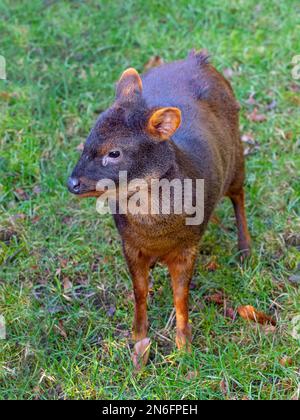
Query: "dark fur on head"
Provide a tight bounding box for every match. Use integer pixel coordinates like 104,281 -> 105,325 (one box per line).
69,71 -> 179,195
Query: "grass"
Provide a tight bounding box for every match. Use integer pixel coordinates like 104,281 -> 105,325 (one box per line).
0,0 -> 300,400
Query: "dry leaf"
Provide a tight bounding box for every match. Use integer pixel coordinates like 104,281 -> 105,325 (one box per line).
55,320 -> 68,339
59,258 -> 68,268
186,370 -> 199,381
132,338 -> 151,371
31,215 -> 40,224
144,55 -> 164,71
210,213 -> 221,225
279,356 -> 293,367
225,307 -> 236,321
0,91 -> 18,101
223,68 -> 235,79
247,107 -> 267,122
243,146 -> 258,157
204,257 -> 220,272
15,188 -> 29,201
290,83 -> 300,93
241,133 -> 260,156
237,305 -> 276,326
245,93 -> 258,106
0,92 -> 12,101
10,213 -> 26,223
241,133 -> 256,145
220,379 -> 229,397
61,278 -> 73,302
33,185 -> 42,195
205,291 -> 224,305
63,278 -> 73,293
76,143 -> 84,152
262,324 -> 277,335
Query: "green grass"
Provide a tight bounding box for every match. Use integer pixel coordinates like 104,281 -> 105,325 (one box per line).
0,0 -> 300,400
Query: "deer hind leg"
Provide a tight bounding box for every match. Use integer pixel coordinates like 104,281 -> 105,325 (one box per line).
228,187 -> 251,259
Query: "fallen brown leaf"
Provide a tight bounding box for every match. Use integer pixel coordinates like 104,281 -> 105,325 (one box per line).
290,83 -> 300,93
33,185 -> 42,195
245,93 -> 258,106
0,91 -> 18,101
243,146 -> 257,157
279,356 -> 293,367
237,305 -> 276,326
10,213 -> 26,223
59,258 -> 69,268
132,338 -> 151,371
205,291 -> 224,305
225,307 -> 236,321
15,188 -> 29,201
241,133 -> 256,145
76,143 -> 84,152
185,370 -> 199,381
261,324 -> 277,335
220,379 -> 229,397
247,107 -> 267,123
144,55 -> 164,71
63,278 -> 73,293
204,257 -> 220,272
55,320 -> 68,339
241,133 -> 260,156
223,67 -> 235,79
31,215 -> 40,224
210,213 -> 221,225
0,92 -> 11,101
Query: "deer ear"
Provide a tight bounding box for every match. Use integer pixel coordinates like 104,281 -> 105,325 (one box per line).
146,107 -> 181,140
116,68 -> 143,100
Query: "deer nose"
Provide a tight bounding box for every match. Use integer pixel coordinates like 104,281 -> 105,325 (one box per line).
67,177 -> 81,194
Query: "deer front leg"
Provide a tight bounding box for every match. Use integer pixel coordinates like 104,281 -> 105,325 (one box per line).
166,246 -> 197,350
123,244 -> 151,342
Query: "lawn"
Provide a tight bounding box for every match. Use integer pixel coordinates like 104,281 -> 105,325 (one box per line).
0,0 -> 299,400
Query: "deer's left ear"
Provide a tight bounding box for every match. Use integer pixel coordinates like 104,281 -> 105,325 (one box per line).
116,68 -> 143,100
146,107 -> 181,141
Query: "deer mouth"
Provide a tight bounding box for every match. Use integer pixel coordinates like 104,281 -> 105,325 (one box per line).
76,185 -> 107,198
67,176 -> 109,198
77,190 -> 103,198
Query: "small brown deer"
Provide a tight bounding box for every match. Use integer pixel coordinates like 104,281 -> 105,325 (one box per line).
67,50 -> 251,350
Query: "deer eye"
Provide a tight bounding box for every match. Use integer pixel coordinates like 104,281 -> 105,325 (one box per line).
108,150 -> 121,159
102,150 -> 122,166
